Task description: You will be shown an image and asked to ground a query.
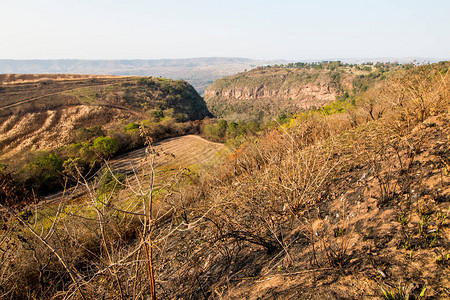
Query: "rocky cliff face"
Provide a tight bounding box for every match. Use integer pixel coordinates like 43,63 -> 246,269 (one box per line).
203,68 -> 354,121
204,83 -> 337,106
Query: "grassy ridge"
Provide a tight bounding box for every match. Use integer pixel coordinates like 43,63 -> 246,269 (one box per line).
0,75 -> 210,119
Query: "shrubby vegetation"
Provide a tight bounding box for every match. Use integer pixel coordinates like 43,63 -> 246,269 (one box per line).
0,62 -> 448,299
202,118 -> 262,144
22,153 -> 64,194
122,77 -> 211,120
266,60 -> 403,72
76,125 -> 105,142
7,116 -> 203,196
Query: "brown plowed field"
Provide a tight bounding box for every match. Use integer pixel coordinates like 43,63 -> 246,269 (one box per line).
44,135 -> 227,203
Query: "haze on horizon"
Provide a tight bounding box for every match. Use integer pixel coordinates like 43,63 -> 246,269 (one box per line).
1,0 -> 449,61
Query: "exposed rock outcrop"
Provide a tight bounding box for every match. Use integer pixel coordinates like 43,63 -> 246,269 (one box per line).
203,67 -> 355,121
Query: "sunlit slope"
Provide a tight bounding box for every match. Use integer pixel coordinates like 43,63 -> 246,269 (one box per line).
0,74 -> 210,158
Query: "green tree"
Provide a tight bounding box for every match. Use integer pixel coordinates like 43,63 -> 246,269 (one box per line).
92,136 -> 119,159
77,125 -> 104,142
217,119 -> 228,137
227,121 -> 239,139
125,122 -> 140,131
25,153 -> 64,192
276,113 -> 290,124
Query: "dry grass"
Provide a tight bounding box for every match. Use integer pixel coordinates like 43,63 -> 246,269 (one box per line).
0,74 -> 123,85
1,62 -> 449,299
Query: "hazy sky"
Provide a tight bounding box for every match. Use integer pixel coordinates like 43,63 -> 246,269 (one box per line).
1,0 -> 449,60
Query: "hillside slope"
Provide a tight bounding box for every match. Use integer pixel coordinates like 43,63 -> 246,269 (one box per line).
43,134 -> 226,203
157,62 -> 450,298
0,74 -> 210,159
1,63 -> 448,299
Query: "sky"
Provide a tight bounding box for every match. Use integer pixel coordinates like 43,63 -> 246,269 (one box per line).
0,0 -> 449,60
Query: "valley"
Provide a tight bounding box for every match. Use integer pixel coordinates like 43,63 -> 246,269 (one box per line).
1,0 -> 448,297
0,61 -> 449,299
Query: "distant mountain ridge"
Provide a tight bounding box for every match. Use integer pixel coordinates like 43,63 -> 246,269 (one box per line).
1,57 -> 444,94
0,58 -> 282,94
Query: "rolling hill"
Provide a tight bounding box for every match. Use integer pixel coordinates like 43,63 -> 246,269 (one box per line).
0,74 -> 210,162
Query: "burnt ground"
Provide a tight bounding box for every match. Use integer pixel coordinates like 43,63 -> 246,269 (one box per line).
153,114 -> 449,299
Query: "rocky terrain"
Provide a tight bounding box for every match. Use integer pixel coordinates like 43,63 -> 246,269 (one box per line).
203,64 -> 392,121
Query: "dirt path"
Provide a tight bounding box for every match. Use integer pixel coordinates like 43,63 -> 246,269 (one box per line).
0,83 -> 114,110
43,135 -> 227,203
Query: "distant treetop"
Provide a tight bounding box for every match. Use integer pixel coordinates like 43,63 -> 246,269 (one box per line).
258,61 -> 411,72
